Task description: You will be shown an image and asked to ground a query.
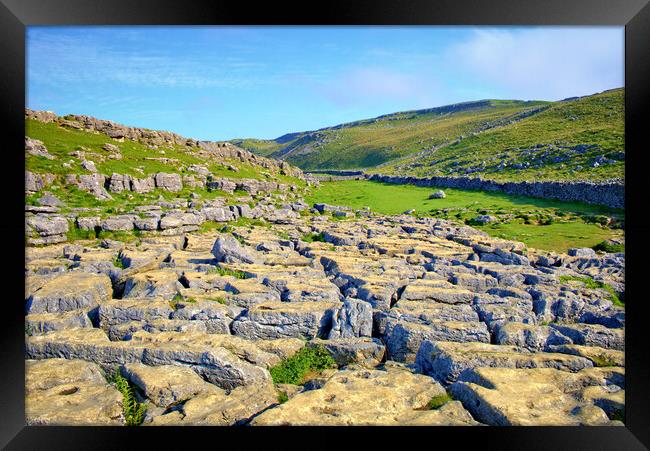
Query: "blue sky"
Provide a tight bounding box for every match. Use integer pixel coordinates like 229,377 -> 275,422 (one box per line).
26,26 -> 623,141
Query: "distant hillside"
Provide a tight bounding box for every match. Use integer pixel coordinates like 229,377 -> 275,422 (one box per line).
233,88 -> 624,182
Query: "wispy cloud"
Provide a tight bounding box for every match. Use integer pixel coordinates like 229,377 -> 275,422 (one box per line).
447,27 -> 623,100
27,31 -> 266,89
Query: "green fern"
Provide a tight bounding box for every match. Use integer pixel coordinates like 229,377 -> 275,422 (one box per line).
107,370 -> 147,426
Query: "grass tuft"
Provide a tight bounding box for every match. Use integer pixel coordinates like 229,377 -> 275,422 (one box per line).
301,232 -> 326,243
269,345 -> 337,385
427,393 -> 453,410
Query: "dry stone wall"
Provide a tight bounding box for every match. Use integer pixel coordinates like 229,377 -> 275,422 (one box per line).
368,174 -> 624,209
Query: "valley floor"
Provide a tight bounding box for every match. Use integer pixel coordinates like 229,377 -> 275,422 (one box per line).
306,180 -> 624,253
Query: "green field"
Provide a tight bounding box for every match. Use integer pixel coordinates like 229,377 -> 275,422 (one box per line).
306,180 -> 624,253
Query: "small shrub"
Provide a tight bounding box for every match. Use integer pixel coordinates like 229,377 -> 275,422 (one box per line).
269,345 -> 337,385
590,355 -> 617,367
106,370 -> 147,426
277,391 -> 289,404
427,393 -> 453,410
113,255 -> 125,269
168,292 -> 184,310
302,232 -> 326,243
66,225 -> 96,242
592,240 -> 625,253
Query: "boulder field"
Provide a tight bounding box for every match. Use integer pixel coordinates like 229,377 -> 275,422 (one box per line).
24,204 -> 625,426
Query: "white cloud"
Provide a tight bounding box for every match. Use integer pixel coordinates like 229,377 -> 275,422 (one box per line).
447,27 -> 624,100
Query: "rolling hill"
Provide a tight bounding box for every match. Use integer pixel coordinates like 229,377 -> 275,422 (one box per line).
233,88 -> 624,182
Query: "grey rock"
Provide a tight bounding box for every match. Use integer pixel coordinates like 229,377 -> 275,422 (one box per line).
415,340 -> 593,385
328,298 -> 373,339
211,235 -> 263,264
154,173 -> 183,192
100,215 -> 135,232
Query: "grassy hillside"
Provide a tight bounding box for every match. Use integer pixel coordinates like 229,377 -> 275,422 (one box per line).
233,99 -> 550,170
375,89 -> 624,182
306,180 -> 624,253
25,116 -> 306,216
236,88 -> 624,182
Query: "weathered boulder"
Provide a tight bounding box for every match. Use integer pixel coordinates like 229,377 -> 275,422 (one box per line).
159,211 -> 204,230
415,341 -> 593,384
26,137 -> 55,159
568,248 -> 597,258
251,366 -> 479,426
231,301 -> 339,340
449,366 -> 619,425
429,190 -> 446,199
26,311 -> 93,335
328,298 -> 373,339
100,215 -> 135,232
549,323 -> 624,350
122,269 -> 183,300
26,214 -> 69,238
494,322 -> 573,350
130,176 -> 155,193
26,359 -> 123,425
108,173 -> 130,193
26,171 -> 55,193
98,299 -> 174,327
384,318 -> 490,363
154,172 -> 183,192
76,216 -> 101,231
308,337 -> 385,367
171,300 -> 243,334
26,272 -> 113,314
202,207 -> 236,222
211,235 -> 264,264
121,362 -> 218,408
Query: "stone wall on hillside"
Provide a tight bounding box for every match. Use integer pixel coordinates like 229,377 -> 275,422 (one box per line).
367,174 -> 624,209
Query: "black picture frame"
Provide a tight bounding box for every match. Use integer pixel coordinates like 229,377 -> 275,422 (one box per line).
2,0 -> 649,448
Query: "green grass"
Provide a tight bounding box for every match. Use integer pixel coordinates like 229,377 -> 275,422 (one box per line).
301,232 -> 326,243
113,254 -> 126,269
376,89 -> 624,182
206,265 -> 249,279
559,275 -> 623,307
306,180 -> 623,253
592,240 -> 625,253
277,390 -> 289,404
206,296 -> 227,304
589,355 -> 618,368
269,345 -> 337,385
427,393 -> 453,410
106,370 -> 147,426
238,99 -> 550,170
168,293 -> 184,310
237,89 -> 623,184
